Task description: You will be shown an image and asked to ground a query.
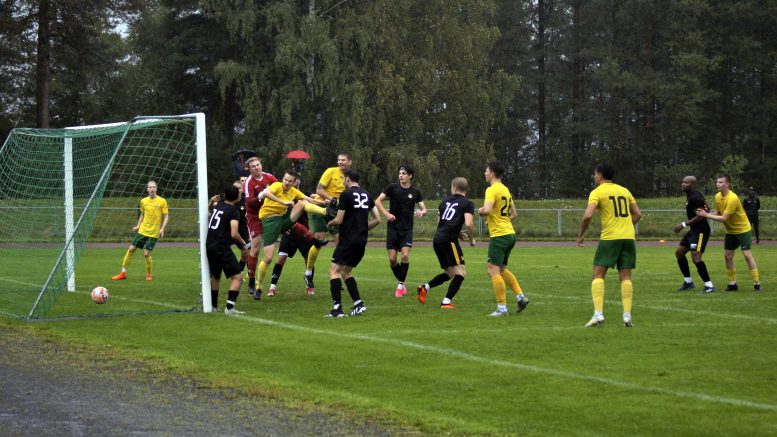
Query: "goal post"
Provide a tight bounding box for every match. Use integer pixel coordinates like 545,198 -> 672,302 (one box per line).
0,113 -> 211,320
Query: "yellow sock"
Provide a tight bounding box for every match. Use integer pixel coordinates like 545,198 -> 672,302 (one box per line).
727,269 -> 736,283
307,246 -> 320,271
500,269 -> 523,296
750,268 -> 760,284
122,250 -> 133,269
621,279 -> 633,314
258,260 -> 268,288
304,203 -> 326,216
145,255 -> 152,275
592,278 -> 605,314
491,275 -> 507,305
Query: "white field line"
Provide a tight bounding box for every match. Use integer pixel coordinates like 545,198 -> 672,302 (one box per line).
39,290 -> 777,411
229,314 -> 777,412
541,293 -> 777,324
0,277 -> 42,287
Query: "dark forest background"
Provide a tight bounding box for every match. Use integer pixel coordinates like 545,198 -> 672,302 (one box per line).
2,0 -> 775,197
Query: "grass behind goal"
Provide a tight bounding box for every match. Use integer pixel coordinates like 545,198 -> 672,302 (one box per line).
0,115 -> 203,319
4,243 -> 775,435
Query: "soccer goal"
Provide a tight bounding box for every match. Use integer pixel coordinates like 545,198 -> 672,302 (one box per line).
0,114 -> 210,319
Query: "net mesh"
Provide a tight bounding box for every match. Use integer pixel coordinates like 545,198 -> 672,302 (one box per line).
0,117 -> 202,319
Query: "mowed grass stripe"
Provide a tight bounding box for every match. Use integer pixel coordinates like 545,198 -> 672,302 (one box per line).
221,313 -> 777,412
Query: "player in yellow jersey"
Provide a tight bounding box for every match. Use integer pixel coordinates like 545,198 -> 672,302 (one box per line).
112,180 -> 169,281
576,164 -> 641,327
305,152 -> 352,292
695,174 -> 760,291
478,161 -> 529,317
253,171 -> 329,299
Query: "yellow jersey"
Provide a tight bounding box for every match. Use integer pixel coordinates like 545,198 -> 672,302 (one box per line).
319,167 -> 346,199
588,182 -> 636,240
714,190 -> 751,234
138,196 -> 168,238
484,182 -> 515,238
259,182 -> 304,219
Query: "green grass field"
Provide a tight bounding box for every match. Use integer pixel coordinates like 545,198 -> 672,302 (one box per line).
2,243 -> 776,435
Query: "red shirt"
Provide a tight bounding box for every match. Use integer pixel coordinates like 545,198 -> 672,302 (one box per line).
244,172 -> 277,217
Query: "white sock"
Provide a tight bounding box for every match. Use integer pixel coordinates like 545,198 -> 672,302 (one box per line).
442,298 -> 452,305
684,277 -> 693,283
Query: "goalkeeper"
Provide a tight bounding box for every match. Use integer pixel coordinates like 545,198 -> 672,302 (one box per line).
112,180 -> 169,281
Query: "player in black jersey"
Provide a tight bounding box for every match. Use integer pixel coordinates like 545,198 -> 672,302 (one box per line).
375,164 -> 428,298
325,170 -> 381,318
235,177 -> 250,271
673,176 -> 716,293
206,185 -> 249,314
416,177 -> 475,308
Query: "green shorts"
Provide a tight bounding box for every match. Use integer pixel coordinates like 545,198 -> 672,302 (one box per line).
724,231 -> 752,251
310,214 -> 339,235
487,234 -> 517,266
594,239 -> 637,270
132,234 -> 158,251
262,212 -> 295,246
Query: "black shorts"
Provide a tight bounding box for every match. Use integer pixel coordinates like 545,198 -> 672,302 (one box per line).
206,245 -> 241,279
278,233 -> 312,259
332,241 -> 366,267
433,238 -> 465,269
386,226 -> 413,251
680,229 -> 709,254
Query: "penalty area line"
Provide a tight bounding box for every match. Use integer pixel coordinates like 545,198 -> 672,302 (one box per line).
231,314 -> 777,412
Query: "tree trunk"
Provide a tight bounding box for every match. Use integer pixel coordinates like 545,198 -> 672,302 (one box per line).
536,0 -> 547,195
36,0 -> 51,128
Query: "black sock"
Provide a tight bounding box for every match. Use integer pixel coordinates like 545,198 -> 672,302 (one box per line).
677,257 -> 691,278
390,263 -> 402,281
226,290 -> 239,309
400,262 -> 409,283
695,261 -> 711,282
429,272 -> 450,289
271,263 -> 284,285
330,278 -> 342,308
248,278 -> 255,288
445,275 -> 465,301
211,289 -> 219,308
344,277 -> 361,303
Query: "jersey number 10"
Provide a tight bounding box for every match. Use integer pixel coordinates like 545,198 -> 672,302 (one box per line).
608,195 -> 630,218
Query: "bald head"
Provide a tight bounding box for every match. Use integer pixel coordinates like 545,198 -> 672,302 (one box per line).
681,176 -> 697,193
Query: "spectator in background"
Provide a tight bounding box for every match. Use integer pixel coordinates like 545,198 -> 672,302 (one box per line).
743,187 -> 761,244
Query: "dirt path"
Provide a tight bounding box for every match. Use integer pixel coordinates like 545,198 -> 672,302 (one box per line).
0,325 -> 393,436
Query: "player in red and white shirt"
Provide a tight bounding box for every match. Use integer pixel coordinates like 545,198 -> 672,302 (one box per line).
243,156 -> 277,295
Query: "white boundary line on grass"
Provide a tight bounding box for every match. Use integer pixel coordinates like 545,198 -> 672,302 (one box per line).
232,314 -> 777,412
542,293 -> 777,324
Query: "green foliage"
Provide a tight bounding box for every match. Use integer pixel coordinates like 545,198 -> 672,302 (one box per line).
4,0 -> 777,197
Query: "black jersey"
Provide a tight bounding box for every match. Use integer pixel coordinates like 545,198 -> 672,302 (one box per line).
382,182 -> 423,231
338,186 -> 376,245
206,201 -> 240,248
434,194 -> 475,241
685,190 -> 711,232
743,195 -> 760,217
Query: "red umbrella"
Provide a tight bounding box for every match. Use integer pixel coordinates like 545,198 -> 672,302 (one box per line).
286,150 -> 311,159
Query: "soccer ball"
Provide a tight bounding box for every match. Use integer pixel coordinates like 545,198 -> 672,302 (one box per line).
91,286 -> 109,304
